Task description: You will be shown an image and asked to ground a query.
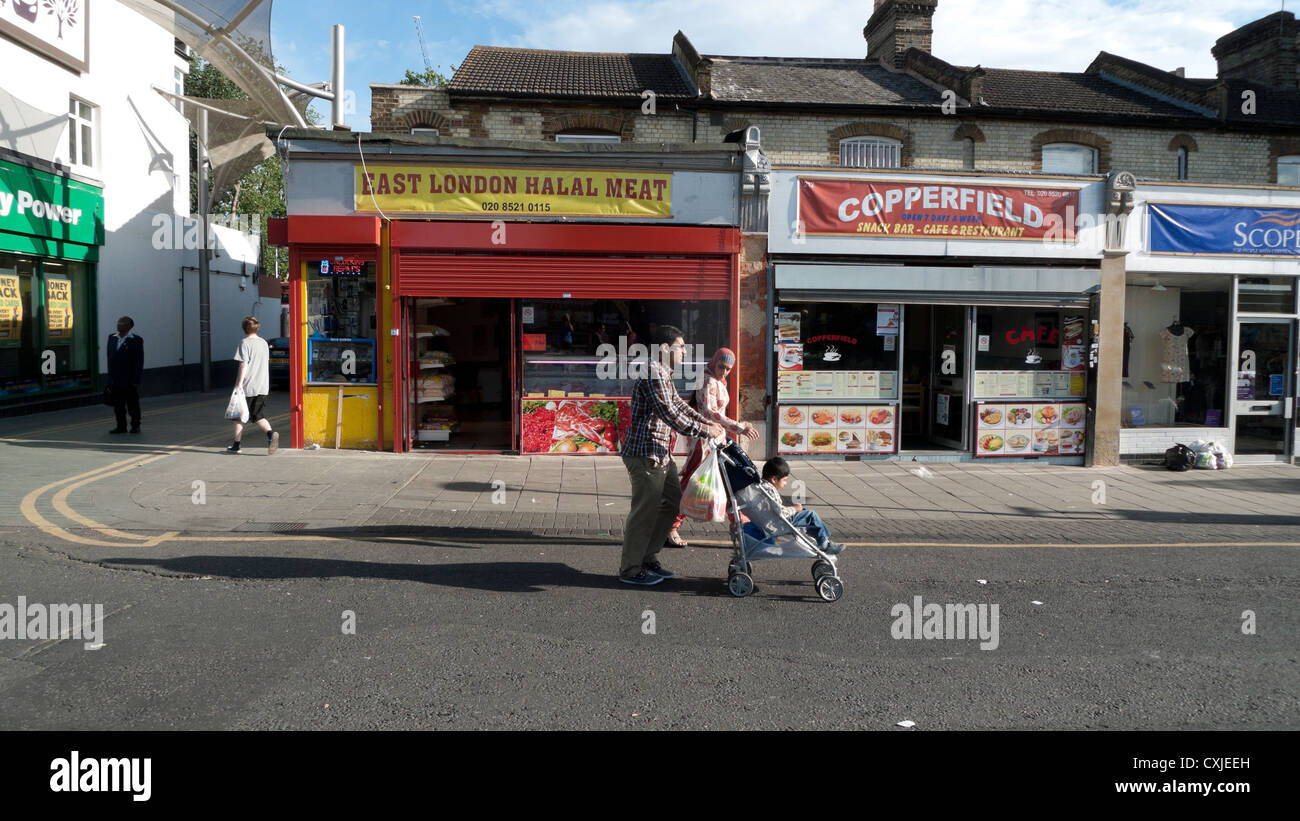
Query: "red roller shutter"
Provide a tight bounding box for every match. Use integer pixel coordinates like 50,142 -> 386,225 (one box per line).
396,253 -> 732,300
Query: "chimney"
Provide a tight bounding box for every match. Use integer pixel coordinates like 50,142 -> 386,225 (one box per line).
1211,10 -> 1298,89
865,0 -> 939,69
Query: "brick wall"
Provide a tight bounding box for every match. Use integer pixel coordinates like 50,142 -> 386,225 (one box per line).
371,86 -> 1280,183
737,235 -> 768,425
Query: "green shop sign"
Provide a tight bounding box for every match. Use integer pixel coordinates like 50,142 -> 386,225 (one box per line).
0,159 -> 104,260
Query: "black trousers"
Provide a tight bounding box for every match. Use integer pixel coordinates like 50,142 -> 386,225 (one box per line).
111,385 -> 141,429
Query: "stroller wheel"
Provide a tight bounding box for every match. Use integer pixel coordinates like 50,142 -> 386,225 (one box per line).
816,575 -> 844,602
811,560 -> 834,581
728,572 -> 754,598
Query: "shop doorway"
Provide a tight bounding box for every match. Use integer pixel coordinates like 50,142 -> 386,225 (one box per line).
1233,319 -> 1295,462
901,304 -> 968,451
407,297 -> 513,451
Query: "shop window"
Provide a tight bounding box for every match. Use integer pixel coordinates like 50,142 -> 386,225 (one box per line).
39,260 -> 91,393
520,299 -> 727,399
0,254 -> 39,399
1041,143 -> 1095,175
839,137 -> 900,169
1122,280 -> 1230,428
1177,146 -> 1189,181
305,258 -> 377,383
973,306 -> 1089,399
1277,155 -> 1300,186
1237,277 -> 1297,314
0,255 -> 90,399
555,130 -> 621,144
68,97 -> 97,169
774,301 -> 902,400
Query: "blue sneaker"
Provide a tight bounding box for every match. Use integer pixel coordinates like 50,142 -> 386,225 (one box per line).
643,560 -> 675,579
620,569 -> 664,586
821,542 -> 845,556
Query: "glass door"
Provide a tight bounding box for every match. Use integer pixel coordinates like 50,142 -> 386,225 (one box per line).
1233,320 -> 1294,461
929,305 -> 967,449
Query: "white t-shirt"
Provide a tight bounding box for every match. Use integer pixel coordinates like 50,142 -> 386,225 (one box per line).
235,335 -> 270,396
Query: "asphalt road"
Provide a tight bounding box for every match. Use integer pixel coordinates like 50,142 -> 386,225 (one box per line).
1,530 -> 1295,730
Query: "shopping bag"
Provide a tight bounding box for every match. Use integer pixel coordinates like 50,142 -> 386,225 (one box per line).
224,386 -> 249,423
680,444 -> 727,522
101,385 -> 117,406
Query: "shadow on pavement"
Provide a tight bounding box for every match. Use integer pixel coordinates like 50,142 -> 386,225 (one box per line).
1006,505 -> 1300,527
99,555 -> 733,596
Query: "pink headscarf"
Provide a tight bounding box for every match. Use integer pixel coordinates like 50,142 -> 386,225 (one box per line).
706,347 -> 736,379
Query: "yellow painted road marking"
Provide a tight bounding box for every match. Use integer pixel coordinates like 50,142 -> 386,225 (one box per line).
52,454 -> 172,541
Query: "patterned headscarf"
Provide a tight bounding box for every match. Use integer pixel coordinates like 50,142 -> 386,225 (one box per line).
706,347 -> 736,379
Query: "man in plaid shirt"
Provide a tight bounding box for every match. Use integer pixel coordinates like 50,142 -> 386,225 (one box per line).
619,325 -> 724,585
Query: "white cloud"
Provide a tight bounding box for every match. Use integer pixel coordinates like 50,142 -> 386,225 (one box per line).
462,0 -> 1286,77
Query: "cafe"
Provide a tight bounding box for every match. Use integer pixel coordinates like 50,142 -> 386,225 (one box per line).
1119,181 -> 1300,464
766,167 -> 1107,462
0,157 -> 104,406
270,130 -> 743,452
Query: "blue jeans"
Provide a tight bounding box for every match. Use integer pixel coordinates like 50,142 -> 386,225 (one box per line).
743,508 -> 831,547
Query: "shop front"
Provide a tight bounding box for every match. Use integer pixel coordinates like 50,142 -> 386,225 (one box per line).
1120,185 -> 1300,463
273,132 -> 743,452
768,169 -> 1106,462
0,156 -> 104,407
391,222 -> 737,454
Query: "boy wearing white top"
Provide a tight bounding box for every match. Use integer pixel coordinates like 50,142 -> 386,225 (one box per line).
227,316 -> 278,454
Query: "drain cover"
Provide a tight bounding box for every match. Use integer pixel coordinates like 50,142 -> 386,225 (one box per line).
233,522 -> 308,532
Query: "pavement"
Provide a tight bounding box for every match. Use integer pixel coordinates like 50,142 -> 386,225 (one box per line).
3,390 -> 1300,554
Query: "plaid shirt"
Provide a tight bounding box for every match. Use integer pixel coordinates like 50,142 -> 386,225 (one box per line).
621,360 -> 711,465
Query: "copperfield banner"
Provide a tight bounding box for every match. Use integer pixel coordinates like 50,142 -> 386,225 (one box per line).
798,178 -> 1080,241
355,165 -> 672,217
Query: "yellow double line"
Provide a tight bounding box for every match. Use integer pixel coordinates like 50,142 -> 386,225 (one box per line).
16,414 -> 306,548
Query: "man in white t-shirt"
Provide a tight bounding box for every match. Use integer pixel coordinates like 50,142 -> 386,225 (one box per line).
227,316 -> 278,454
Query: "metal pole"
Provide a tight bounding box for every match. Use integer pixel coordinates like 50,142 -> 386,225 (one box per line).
198,108 -> 212,392
331,24 -> 345,127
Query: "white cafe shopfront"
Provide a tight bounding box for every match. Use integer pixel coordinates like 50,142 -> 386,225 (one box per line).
766,167 -> 1108,462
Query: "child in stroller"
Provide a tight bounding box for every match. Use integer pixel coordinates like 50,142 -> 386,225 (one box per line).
742,457 -> 844,555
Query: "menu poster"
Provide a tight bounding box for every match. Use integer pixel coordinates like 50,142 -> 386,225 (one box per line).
776,312 -> 802,342
1034,373 -> 1053,397
0,271 -> 21,347
935,392 -> 949,426
1062,344 -> 1085,371
778,343 -> 804,371
974,371 -> 1087,399
883,335 -> 897,351
1069,373 -> 1086,396
876,304 -> 900,335
777,404 -> 896,454
879,372 -> 897,397
975,402 -> 1086,456
776,370 -> 898,401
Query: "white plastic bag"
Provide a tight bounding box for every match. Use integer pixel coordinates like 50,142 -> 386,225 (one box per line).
680,444 -> 727,522
225,386 -> 249,423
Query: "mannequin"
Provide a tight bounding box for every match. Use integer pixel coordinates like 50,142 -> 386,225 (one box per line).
1159,315 -> 1193,384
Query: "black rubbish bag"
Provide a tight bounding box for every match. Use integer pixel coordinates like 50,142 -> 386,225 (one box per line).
1164,443 -> 1195,471
101,385 -> 117,406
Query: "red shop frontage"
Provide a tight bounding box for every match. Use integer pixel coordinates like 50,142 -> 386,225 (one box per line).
390,221 -> 740,454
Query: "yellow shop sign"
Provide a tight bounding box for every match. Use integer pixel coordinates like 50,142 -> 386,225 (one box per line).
355,165 -> 672,217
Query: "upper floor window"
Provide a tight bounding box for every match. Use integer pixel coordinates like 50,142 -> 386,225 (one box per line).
1177,146 -> 1189,181
961,137 -> 975,170
1279,155 -> 1300,186
555,130 -> 620,144
1041,143 -> 1096,175
411,127 -> 440,137
174,68 -> 185,113
68,97 -> 97,169
840,137 -> 900,169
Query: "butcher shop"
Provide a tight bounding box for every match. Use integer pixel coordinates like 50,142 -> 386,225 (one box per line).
271,130 -> 742,453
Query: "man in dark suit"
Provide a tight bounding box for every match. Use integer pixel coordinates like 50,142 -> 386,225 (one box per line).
107,316 -> 144,433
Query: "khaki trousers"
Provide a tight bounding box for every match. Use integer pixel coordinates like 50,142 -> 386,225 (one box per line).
620,455 -> 681,577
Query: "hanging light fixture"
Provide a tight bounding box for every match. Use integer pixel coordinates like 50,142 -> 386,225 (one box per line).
1151,278 -> 1167,292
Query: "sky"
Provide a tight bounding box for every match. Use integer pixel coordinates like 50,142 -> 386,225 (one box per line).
267,0 -> 1294,131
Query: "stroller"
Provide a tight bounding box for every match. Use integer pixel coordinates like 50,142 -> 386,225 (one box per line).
713,440 -> 844,602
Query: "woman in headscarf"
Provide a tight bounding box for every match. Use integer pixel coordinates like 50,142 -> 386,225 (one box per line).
667,347 -> 758,547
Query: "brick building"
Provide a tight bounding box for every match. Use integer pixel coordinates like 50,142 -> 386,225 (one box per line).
365,2 -> 1300,464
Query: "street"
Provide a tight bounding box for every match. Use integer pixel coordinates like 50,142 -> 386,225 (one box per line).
0,393 -> 1297,730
